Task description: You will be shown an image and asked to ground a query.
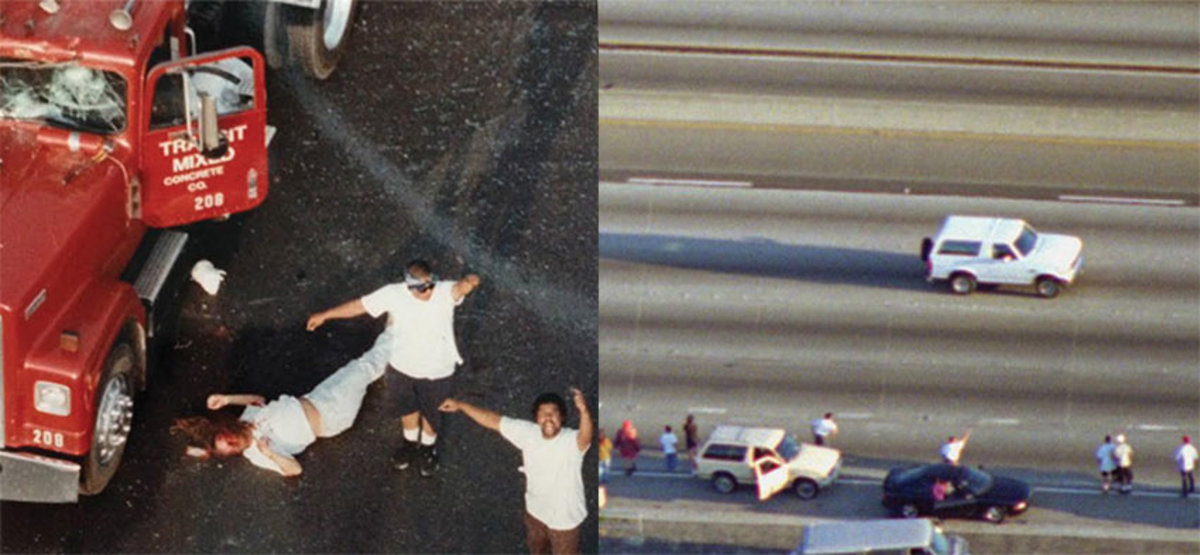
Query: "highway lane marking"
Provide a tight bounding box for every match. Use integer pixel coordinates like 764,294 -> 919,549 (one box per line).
686,406 -> 729,415
599,42 -> 1200,76
600,117 -> 1200,152
1058,195 -> 1188,206
629,177 -> 753,188
617,472 -> 1200,501
979,418 -> 1021,426
1134,424 -> 1183,431
838,412 -> 874,420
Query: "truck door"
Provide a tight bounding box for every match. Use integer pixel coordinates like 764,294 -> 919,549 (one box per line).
753,452 -> 791,501
141,47 -> 269,228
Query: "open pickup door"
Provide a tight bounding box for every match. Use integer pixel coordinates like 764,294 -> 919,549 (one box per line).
141,47 -> 269,228
754,454 -> 790,501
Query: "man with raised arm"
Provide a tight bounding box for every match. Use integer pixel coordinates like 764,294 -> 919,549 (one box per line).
440,388 -> 592,554
307,259 -> 480,477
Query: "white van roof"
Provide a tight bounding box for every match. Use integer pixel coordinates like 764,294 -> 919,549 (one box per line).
798,519 -> 935,554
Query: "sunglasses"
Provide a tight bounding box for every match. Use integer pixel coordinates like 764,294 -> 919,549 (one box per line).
407,281 -> 434,293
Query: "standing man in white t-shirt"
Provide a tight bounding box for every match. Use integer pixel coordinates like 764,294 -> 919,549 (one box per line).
1174,435 -> 1198,498
810,412 -> 838,446
307,259 -> 480,477
660,425 -> 679,472
440,389 -> 592,554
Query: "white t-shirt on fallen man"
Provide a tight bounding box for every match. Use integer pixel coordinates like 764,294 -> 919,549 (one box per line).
499,416 -> 588,531
361,281 -> 463,380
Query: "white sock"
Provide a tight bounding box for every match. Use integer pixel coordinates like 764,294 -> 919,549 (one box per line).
403,427 -> 420,442
420,431 -> 437,446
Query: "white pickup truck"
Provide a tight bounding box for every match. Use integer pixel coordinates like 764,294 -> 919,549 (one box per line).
921,216 -> 1084,298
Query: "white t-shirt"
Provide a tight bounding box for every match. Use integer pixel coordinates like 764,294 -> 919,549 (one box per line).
361,281 -> 463,379
940,440 -> 966,463
239,395 -> 314,474
660,431 -> 678,455
1175,443 -> 1198,472
1113,443 -> 1134,468
1095,443 -> 1117,472
499,417 -> 588,531
811,418 -> 838,438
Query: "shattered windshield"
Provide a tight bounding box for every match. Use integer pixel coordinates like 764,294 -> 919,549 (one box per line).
0,59 -> 127,133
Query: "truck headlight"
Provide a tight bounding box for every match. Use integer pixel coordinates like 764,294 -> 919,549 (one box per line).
34,381 -> 71,416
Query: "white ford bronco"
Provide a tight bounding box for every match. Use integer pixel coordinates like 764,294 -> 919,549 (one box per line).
696,425 -> 841,501
921,216 -> 1083,298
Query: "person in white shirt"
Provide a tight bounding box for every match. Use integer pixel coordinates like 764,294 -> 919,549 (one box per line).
1094,435 -> 1117,493
810,413 -> 838,446
173,329 -> 393,476
1112,434 -> 1135,494
660,426 -> 679,472
440,389 -> 592,555
940,429 -> 972,465
307,259 -> 480,477
1174,435 -> 1198,498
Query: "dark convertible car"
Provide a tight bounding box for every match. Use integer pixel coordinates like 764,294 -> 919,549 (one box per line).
882,464 -> 1032,524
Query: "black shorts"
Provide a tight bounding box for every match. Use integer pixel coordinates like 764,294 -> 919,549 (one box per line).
386,367 -> 455,433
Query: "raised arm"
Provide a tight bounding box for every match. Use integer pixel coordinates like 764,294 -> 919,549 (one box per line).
207,394 -> 266,410
439,398 -> 501,431
573,388 -> 593,452
452,274 -> 481,302
306,298 -> 368,331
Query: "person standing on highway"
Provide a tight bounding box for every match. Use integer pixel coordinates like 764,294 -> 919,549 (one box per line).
940,429 -> 971,465
1094,434 -> 1117,493
684,414 -> 700,472
660,425 -> 679,472
811,412 -> 839,446
614,419 -> 641,476
438,389 -> 592,555
1174,435 -> 1198,498
1112,434 -> 1135,494
306,259 -> 480,477
598,428 -> 613,485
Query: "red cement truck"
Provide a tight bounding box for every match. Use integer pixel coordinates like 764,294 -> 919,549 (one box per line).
0,0 -> 356,502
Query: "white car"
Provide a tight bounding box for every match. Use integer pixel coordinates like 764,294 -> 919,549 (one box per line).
921,216 -> 1083,298
695,425 -> 841,501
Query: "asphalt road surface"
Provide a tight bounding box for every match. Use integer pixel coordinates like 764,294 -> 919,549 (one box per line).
2,2 -> 598,553
599,2 -> 1200,204
599,183 -> 1198,487
600,466 -> 1200,553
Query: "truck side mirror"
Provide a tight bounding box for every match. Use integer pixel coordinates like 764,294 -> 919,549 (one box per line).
199,93 -> 228,159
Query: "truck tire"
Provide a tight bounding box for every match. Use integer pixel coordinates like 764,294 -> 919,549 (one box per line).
712,473 -> 737,494
80,343 -> 136,495
949,273 -> 976,295
282,0 -> 358,80
1036,276 -> 1061,299
793,478 -> 819,500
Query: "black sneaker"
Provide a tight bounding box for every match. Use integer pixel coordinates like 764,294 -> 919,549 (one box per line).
393,438 -> 417,471
418,444 -> 439,477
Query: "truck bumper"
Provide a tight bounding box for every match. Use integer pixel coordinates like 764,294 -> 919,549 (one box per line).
0,450 -> 79,503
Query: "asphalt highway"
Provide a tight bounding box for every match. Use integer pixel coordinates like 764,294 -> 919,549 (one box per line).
599,182 -> 1199,487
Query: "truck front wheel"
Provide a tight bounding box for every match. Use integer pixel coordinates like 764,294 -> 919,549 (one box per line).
80,343 -> 136,495
280,0 -> 358,80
